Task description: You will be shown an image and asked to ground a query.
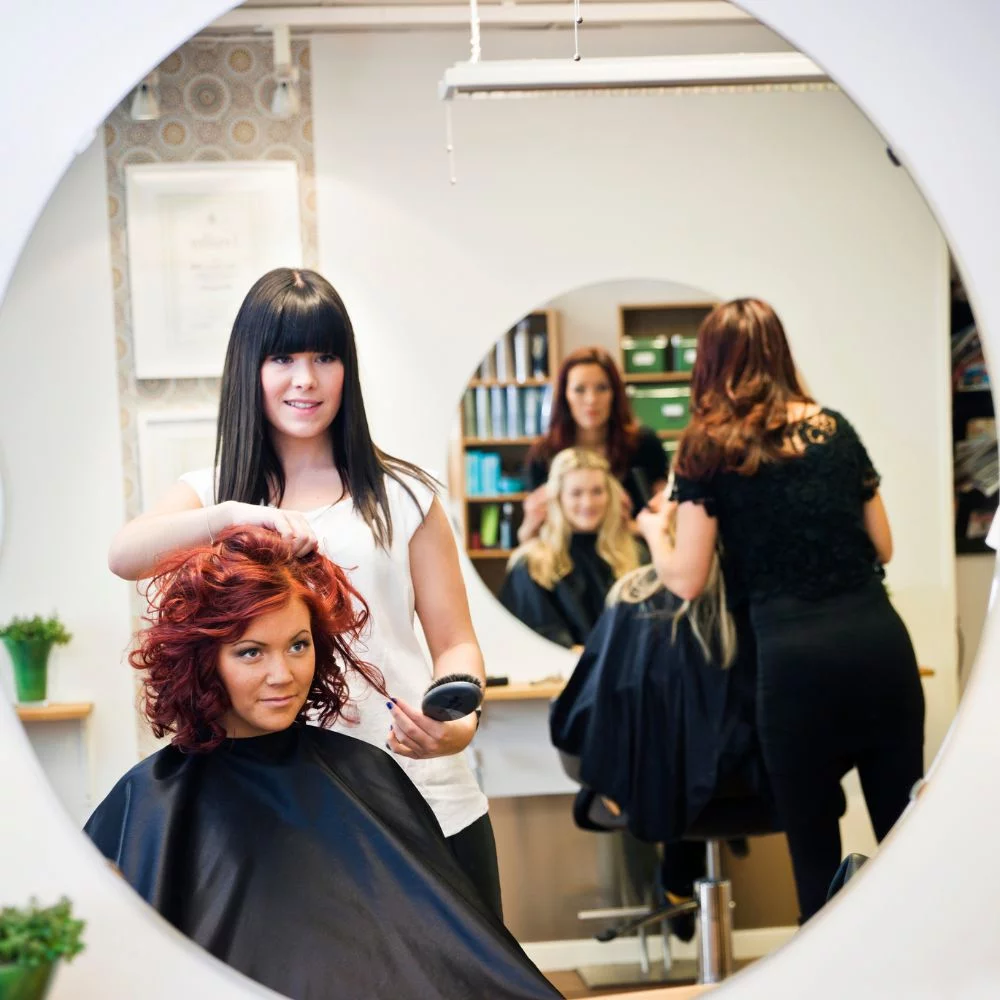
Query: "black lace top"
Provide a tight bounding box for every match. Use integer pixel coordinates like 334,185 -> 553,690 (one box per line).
671,409 -> 883,607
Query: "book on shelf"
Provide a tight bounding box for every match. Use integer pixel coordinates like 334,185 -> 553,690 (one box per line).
490,386 -> 505,439
495,330 -> 515,382
474,385 -> 491,439
462,390 -> 476,438
513,320 -> 531,382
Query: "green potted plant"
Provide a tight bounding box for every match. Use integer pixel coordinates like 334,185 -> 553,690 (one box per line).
0,897 -> 84,1000
0,616 -> 72,705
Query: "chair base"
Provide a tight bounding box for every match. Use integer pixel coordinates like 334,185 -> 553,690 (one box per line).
577,958 -> 699,990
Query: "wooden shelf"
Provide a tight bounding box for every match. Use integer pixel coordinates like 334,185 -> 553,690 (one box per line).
657,430 -> 684,441
466,493 -> 529,503
463,436 -> 538,448
468,377 -> 550,389
16,701 -> 93,723
624,371 -> 692,384
484,680 -> 566,702
468,548 -> 514,559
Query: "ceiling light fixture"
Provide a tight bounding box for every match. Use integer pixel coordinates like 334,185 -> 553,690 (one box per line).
271,25 -> 301,118
129,72 -> 161,121
439,51 -> 828,101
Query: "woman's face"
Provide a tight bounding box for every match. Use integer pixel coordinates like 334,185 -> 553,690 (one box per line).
560,468 -> 611,532
217,597 -> 316,739
260,351 -> 345,442
565,363 -> 613,435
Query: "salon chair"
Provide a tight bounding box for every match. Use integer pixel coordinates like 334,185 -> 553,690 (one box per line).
560,750 -> 848,986
569,772 -> 779,986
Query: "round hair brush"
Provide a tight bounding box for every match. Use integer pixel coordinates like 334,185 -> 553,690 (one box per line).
421,673 -> 484,722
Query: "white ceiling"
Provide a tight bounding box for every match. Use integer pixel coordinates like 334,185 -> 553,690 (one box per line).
211,0 -> 755,33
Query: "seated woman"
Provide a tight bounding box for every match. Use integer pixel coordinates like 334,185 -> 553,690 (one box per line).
85,527 -> 560,1000
550,496 -> 757,846
499,448 -> 642,649
550,496 -> 769,939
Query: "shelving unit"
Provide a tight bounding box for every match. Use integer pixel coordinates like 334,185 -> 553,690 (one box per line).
617,301 -> 715,465
451,310 -> 562,597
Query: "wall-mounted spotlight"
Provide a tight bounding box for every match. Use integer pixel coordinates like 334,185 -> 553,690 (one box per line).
129,71 -> 161,121
271,25 -> 300,118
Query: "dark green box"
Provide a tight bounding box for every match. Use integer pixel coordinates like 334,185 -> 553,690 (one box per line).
670,334 -> 697,372
622,336 -> 668,374
626,384 -> 691,432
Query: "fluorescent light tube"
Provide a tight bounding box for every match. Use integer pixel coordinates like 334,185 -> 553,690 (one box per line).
439,51 -> 827,100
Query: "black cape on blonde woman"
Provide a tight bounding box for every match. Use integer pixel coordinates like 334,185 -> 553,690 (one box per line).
549,589 -> 770,844
84,724 -> 561,1000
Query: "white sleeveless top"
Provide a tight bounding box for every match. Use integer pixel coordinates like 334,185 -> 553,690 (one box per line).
179,467 -> 488,837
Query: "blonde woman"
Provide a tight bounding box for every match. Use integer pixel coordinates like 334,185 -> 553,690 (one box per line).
500,448 -> 642,649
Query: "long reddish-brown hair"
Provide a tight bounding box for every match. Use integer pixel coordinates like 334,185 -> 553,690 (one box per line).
528,347 -> 638,477
676,298 -> 813,479
130,525 -> 386,753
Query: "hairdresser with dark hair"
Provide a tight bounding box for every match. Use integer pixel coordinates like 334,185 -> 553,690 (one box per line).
636,298 -> 925,924
88,528 -> 560,1000
108,268 -> 500,916
519,347 -> 667,543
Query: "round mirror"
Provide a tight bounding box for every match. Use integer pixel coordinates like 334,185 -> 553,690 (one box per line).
0,2 -> 994,998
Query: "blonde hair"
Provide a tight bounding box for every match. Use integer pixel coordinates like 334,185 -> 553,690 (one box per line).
509,448 -> 641,591
608,495 -> 737,668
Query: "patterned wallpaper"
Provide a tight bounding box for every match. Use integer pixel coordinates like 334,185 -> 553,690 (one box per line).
103,37 -> 317,520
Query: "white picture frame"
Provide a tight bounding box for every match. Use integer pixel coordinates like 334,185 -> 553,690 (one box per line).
136,408 -> 218,513
125,161 -> 302,379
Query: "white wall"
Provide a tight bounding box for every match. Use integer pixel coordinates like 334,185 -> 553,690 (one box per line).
310,28 -> 956,782
956,553 -> 994,691
0,139 -> 137,818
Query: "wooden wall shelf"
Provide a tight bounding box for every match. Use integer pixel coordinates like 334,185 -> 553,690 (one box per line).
16,702 -> 94,723
485,680 -> 566,702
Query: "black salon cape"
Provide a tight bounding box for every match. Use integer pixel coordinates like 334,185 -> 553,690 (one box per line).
84,725 -> 561,1000
499,534 -> 615,649
549,590 -> 769,844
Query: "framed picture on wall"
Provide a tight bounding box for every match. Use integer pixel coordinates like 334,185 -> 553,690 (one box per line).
136,409 -> 218,513
125,161 -> 302,379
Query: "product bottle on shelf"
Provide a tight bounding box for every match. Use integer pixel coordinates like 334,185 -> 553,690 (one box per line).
499,503 -> 515,550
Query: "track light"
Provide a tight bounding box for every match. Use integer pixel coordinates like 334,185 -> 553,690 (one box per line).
271,25 -> 301,118
130,72 -> 161,121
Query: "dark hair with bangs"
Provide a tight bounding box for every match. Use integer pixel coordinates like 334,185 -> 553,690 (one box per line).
216,268 -> 436,548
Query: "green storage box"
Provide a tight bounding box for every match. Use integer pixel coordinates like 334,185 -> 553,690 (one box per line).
626,384 -> 691,432
671,334 -> 698,372
622,336 -> 668,375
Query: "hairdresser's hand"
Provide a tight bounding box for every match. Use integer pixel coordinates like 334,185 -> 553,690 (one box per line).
518,486 -> 548,543
386,696 -> 478,759
221,500 -> 319,558
646,490 -> 673,516
635,502 -> 671,546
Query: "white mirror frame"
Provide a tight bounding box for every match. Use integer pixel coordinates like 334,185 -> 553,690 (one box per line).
1,1 -> 999,996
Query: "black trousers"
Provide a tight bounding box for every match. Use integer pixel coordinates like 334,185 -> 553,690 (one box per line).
447,812 -> 504,920
750,581 -> 925,923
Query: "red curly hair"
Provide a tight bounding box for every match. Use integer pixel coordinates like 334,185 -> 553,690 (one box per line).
130,525 -> 386,753
527,347 -> 639,478
676,298 -> 813,480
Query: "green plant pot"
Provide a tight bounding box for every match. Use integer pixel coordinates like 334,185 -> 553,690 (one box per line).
2,638 -> 53,704
0,963 -> 55,1000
